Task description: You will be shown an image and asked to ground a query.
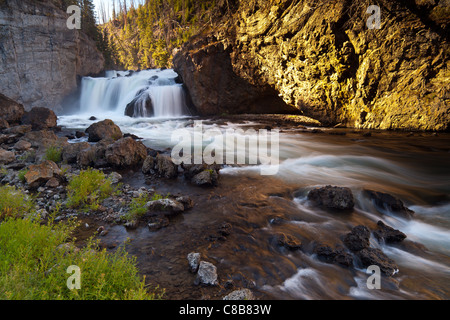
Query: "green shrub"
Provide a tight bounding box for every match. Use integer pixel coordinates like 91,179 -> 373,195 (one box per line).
18,169 -> 28,183
44,145 -> 62,163
66,168 -> 117,211
126,193 -> 150,221
0,217 -> 162,300
0,185 -> 34,220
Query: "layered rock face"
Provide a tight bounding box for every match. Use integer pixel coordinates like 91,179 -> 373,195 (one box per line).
0,0 -> 104,112
174,0 -> 449,130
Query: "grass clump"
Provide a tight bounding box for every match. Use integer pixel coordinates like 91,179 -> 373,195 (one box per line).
66,168 -> 118,211
44,145 -> 62,163
0,185 -> 34,220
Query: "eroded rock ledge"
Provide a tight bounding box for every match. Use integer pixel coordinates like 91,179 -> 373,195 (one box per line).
174,0 -> 449,131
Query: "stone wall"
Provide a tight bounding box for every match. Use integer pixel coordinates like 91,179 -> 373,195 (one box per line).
0,0 -> 104,113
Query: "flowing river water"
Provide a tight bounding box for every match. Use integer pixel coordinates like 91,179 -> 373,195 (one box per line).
58,69 -> 450,300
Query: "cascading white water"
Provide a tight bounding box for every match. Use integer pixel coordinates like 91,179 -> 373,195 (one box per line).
78,69 -> 189,118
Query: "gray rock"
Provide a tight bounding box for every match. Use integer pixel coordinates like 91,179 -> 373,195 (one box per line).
0,148 -> 16,164
0,93 -> 24,123
146,198 -> 184,214
13,140 -> 32,152
195,261 -> 218,286
86,119 -> 123,143
155,154 -> 178,179
223,289 -> 255,300
187,252 -> 201,273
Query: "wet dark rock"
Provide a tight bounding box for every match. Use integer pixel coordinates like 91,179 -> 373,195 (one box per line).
307,185 -> 355,211
218,222 -> 232,237
343,225 -> 371,252
314,243 -> 354,267
89,116 -> 97,121
105,137 -> 147,168
141,155 -> 155,174
75,131 -> 86,138
175,196 -> 194,210
357,248 -> 399,277
85,119 -> 123,142
21,107 -> 57,130
275,233 -> 302,250
0,119 -> 9,130
187,252 -> 201,273
147,216 -> 170,231
363,189 -> 414,219
124,220 -> 139,230
374,221 -> 407,243
125,91 -> 154,118
191,169 -> 219,187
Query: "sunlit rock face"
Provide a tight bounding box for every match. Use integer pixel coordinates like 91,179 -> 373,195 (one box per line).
0,0 -> 104,112
175,0 -> 449,131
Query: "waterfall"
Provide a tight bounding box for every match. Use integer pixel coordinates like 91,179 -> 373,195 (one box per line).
78,69 -> 190,118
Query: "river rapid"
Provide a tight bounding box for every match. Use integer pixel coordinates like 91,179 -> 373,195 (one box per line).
57,69 -> 450,300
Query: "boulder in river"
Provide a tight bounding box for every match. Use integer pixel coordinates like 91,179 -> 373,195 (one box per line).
187,252 -> 201,273
314,243 -> 354,267
307,185 -> 355,211
155,154 -> 178,179
363,189 -> 414,219
357,247 -> 399,277
125,91 -> 154,118
146,198 -> 184,214
85,119 -> 123,142
343,225 -> 371,252
374,220 -> 407,243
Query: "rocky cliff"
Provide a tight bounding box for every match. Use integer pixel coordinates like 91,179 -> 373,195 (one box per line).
174,0 -> 449,130
0,0 -> 104,112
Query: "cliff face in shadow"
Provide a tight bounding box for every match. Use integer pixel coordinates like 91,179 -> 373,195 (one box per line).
0,0 -> 104,112
174,0 -> 449,130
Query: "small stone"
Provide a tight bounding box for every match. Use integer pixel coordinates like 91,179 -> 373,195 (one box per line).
187,252 -> 201,273
195,261 -> 218,286
223,289 -> 255,300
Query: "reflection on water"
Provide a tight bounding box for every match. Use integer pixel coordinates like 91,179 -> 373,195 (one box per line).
58,115 -> 450,300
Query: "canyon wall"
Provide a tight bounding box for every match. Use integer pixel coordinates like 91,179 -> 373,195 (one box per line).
174,0 -> 449,130
0,0 -> 104,112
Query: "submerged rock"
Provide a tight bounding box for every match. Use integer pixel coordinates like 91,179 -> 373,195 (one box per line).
374,221 -> 407,243
343,225 -> 371,252
363,189 -> 414,219
357,248 -> 399,277
125,90 -> 154,118
307,185 -> 355,211
274,232 -> 302,250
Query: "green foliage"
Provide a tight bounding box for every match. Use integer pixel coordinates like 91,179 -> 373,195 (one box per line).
0,217 -> 162,300
101,0 -> 219,69
44,145 -> 63,163
0,185 -> 34,220
66,168 -> 117,211
18,169 -> 28,183
125,193 -> 150,221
